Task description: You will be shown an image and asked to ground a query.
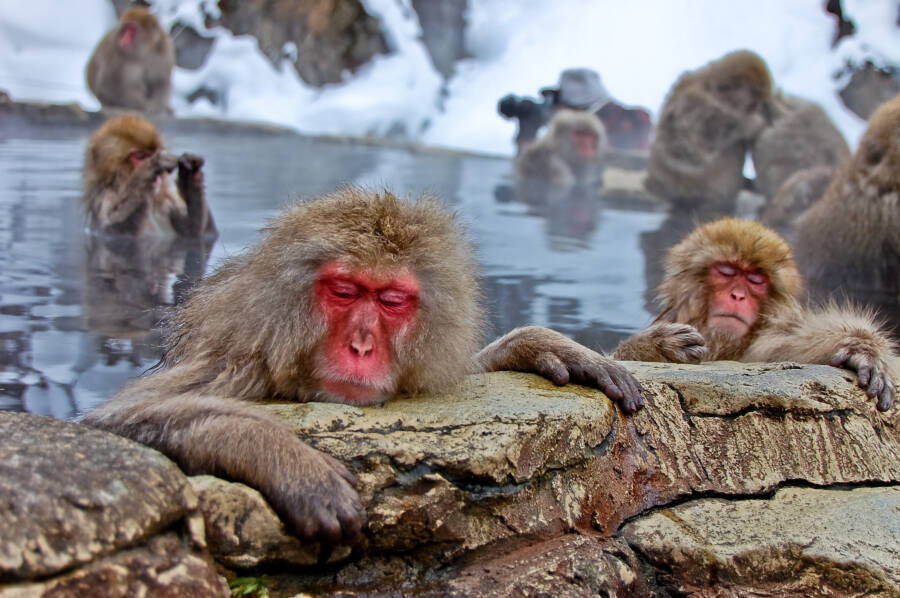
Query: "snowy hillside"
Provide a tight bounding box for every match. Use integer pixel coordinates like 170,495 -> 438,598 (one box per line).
1,0 -> 897,156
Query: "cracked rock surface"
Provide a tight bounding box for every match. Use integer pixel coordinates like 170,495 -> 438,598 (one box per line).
0,411 -> 226,597
194,365 -> 898,596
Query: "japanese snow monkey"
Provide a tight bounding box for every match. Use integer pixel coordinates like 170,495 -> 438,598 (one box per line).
82,115 -> 216,238
615,217 -> 895,412
645,50 -> 774,208
83,188 -> 644,545
86,7 -> 175,114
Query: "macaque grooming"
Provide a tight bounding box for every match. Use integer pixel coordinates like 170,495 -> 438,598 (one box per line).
83,115 -> 216,238
645,50 -> 774,208
83,188 -> 643,545
751,94 -> 849,200
615,218 -> 895,411
794,95 -> 900,295
515,109 -> 608,188
86,7 -> 175,114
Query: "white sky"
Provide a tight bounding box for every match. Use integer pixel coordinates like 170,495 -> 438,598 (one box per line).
1,0 -> 897,156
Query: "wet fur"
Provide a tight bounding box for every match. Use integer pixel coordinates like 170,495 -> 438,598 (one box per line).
86,7 -> 174,114
614,218 -> 896,410
752,94 -> 849,200
83,116 -> 216,238
515,109 -> 608,188
795,95 -> 900,293
645,50 -> 773,208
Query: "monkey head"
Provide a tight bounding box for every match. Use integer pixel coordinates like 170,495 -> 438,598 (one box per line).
551,109 -> 607,163
657,218 -> 803,342
854,95 -> 900,191
704,50 -> 773,118
84,116 -> 176,190
164,188 -> 483,405
116,8 -> 163,53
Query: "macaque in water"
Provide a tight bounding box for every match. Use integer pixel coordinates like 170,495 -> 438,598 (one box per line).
615,217 -> 895,411
86,7 -> 175,114
82,115 -> 216,238
515,109 -> 608,189
645,50 -> 774,208
794,95 -> 900,296
83,188 -> 643,545
751,93 -> 849,201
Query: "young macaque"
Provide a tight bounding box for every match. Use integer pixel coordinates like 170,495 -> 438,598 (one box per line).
83,188 -> 643,546
615,218 -> 895,412
645,50 -> 774,208
515,109 -> 608,189
82,115 -> 216,238
86,7 -> 175,114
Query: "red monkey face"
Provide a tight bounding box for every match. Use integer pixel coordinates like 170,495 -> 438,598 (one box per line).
313,262 -> 419,405
706,262 -> 769,337
573,131 -> 597,159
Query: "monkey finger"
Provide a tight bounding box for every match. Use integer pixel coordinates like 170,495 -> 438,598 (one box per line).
586,363 -> 624,401
336,503 -> 366,542
534,352 -> 571,386
310,508 -> 343,546
829,348 -> 851,369
610,370 -> 644,412
876,383 -> 894,412
856,365 -> 872,388
323,453 -> 358,487
865,370 -> 884,399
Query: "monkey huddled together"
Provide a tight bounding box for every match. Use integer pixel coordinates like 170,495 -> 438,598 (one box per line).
644,50 -> 854,220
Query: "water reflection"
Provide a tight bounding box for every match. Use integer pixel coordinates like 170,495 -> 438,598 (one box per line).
0,125 -> 665,417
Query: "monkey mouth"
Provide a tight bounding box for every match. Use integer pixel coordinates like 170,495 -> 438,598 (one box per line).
317,375 -> 393,406
708,313 -> 751,335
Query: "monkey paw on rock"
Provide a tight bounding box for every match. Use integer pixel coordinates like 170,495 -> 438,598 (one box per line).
266,444 -> 367,546
830,346 -> 895,412
479,326 -> 644,413
646,323 -> 707,364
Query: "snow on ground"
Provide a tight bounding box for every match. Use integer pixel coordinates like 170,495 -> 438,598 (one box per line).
0,0 -> 897,156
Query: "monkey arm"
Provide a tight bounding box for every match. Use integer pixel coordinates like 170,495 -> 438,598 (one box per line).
745,304 -> 895,411
473,326 -> 644,413
613,323 -> 707,363
171,153 -> 217,238
81,377 -> 366,544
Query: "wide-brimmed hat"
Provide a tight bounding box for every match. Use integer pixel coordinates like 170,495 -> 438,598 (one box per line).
557,68 -> 611,109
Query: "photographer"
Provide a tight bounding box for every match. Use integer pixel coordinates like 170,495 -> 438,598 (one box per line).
498,68 -> 652,153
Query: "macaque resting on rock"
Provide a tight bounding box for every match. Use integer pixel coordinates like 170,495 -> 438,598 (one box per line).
614,218 -> 895,411
83,115 -> 216,238
86,7 -> 175,114
83,188 -> 644,546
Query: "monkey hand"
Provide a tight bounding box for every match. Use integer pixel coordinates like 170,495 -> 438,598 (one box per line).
264,442 -> 367,546
177,153 -> 205,184
830,345 -> 895,411
477,326 -> 644,413
613,323 -> 707,363
645,323 -> 707,363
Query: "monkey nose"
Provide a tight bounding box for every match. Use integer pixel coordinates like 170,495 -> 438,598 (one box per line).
350,333 -> 374,357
